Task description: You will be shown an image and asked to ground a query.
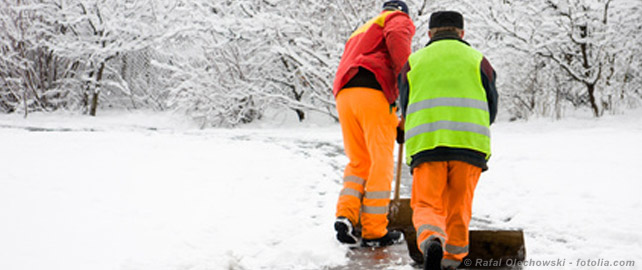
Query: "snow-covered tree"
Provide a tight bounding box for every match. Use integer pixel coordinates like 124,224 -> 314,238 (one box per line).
148,1 -> 264,127
2,0 -> 640,123
1,0 -> 162,116
0,0 -> 67,115
154,0 -> 338,126
468,0 -> 642,118
47,0 -> 158,116
252,0 -> 347,122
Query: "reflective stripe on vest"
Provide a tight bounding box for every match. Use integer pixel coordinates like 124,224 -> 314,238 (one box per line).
406,121 -> 490,141
407,97 -> 489,115
404,40 -> 491,165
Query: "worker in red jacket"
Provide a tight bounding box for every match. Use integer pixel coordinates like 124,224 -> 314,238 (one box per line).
333,0 -> 415,247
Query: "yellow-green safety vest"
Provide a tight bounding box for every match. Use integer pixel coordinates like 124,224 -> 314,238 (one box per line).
404,39 -> 491,165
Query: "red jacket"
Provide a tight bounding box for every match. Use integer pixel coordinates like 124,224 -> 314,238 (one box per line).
333,11 -> 415,104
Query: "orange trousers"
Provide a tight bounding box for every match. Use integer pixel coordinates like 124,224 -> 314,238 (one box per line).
411,161 -> 481,268
335,87 -> 398,239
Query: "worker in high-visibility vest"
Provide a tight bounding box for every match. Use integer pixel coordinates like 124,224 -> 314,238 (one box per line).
333,1 -> 415,247
397,11 -> 498,270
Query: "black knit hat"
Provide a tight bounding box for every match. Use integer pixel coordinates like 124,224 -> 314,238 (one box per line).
382,0 -> 409,14
429,11 -> 464,29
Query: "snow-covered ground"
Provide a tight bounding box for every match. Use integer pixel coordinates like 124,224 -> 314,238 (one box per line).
1,110 -> 641,270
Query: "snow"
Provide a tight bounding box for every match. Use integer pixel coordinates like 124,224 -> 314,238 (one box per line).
1,110 -> 642,270
475,111 -> 642,269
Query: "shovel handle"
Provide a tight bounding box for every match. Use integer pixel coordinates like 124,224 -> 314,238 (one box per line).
394,143 -> 403,201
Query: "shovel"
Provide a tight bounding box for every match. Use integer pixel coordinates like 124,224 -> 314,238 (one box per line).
387,144 -> 526,268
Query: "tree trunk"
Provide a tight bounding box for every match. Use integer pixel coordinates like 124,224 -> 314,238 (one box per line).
89,62 -> 105,116
89,92 -> 99,116
586,83 -> 600,117
294,108 -> 305,122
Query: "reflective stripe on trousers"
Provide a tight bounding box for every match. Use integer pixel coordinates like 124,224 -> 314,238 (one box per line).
445,244 -> 469,255
442,258 -> 462,269
338,176 -> 393,214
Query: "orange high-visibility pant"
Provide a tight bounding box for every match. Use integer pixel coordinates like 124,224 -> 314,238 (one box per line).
411,161 -> 481,268
335,87 -> 398,239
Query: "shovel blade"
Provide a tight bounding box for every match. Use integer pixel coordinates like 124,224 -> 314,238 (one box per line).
388,198 -> 526,268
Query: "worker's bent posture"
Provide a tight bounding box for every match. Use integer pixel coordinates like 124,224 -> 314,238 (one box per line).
333,0 -> 415,247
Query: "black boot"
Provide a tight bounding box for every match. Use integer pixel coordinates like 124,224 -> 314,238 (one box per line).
423,239 -> 443,270
334,217 -> 361,245
361,230 -> 404,247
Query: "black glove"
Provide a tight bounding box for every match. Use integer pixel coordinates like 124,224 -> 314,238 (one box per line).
396,126 -> 405,144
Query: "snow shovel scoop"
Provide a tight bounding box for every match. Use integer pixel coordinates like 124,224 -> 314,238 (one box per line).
387,144 -> 527,268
